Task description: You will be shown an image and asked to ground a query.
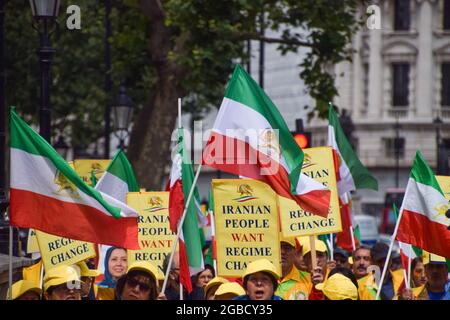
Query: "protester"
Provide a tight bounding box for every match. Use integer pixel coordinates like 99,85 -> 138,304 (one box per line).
358,242 -> 404,300
77,261 -> 100,300
115,261 -> 162,300
97,246 -> 128,300
162,251 -> 184,300
8,280 -> 42,300
275,236 -> 310,300
234,259 -> 283,300
421,251 -> 449,300
334,247 -> 350,269
43,265 -> 82,300
390,252 -> 403,271
189,265 -> 215,300
316,273 -> 358,300
204,277 -> 229,300
214,282 -> 245,300
351,245 -> 371,280
411,257 -> 428,287
299,238 -> 329,300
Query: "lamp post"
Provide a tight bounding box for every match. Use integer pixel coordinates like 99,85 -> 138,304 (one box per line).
30,0 -> 60,143
111,86 -> 134,150
433,115 -> 443,174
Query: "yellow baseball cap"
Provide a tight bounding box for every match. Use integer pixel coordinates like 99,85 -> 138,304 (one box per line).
77,261 -> 101,278
315,273 -> 358,300
243,259 -> 280,280
204,277 -> 229,297
348,256 -> 354,265
422,251 -> 447,265
8,280 -> 42,300
279,233 -> 296,248
214,282 -> 245,299
127,261 -> 160,282
300,238 -> 327,256
43,265 -> 82,292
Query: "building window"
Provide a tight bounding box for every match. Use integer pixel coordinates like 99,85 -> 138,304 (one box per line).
394,0 -> 410,31
442,63 -> 450,106
385,137 -> 405,158
444,0 -> 450,30
392,63 -> 410,107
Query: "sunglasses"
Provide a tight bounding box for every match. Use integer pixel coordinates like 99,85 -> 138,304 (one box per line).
126,277 -> 151,292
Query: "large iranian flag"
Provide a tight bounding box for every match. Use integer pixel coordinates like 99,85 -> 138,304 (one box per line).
396,151 -> 450,258
95,148 -> 140,273
328,104 -> 378,196
202,65 -> 330,217
169,128 -> 204,293
9,109 -> 139,249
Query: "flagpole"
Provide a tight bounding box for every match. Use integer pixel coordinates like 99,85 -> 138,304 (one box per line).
8,226 -> 13,300
309,235 -> 317,270
407,255 -> 412,289
375,208 -> 404,300
161,163 -> 203,294
349,225 -> 356,251
209,209 -> 218,275
329,233 -> 334,260
178,98 -> 182,129
180,283 -> 183,300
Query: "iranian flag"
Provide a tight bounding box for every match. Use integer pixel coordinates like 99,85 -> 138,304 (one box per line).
9,109 -> 139,249
169,128 -> 204,293
202,65 -> 330,217
328,104 -> 378,196
95,149 -> 140,274
396,151 -> 450,258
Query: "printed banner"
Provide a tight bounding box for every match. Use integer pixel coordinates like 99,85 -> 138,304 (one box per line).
127,191 -> 175,280
36,230 -> 96,271
72,159 -> 110,186
436,176 -> 450,201
212,179 -> 281,277
279,147 -> 342,237
26,229 -> 40,254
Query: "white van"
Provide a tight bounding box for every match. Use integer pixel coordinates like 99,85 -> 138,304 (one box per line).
354,215 -> 379,247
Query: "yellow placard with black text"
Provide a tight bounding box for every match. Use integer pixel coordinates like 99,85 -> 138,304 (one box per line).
212,179 -> 281,278
73,159 -> 110,186
26,229 -> 40,254
127,191 -> 175,280
435,176 -> 450,201
279,147 -> 342,237
35,230 -> 96,271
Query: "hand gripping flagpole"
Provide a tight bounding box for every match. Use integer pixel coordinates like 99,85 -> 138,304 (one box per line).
375,208 -> 404,300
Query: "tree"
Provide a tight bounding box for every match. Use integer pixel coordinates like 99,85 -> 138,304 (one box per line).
5,0 -> 362,190
128,0 -> 361,189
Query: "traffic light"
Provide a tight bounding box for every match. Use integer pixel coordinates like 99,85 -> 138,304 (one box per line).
292,119 -> 312,149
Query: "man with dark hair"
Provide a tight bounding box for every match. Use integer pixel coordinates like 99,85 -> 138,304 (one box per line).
162,251 -> 183,300
334,247 -> 350,269
352,245 -> 372,279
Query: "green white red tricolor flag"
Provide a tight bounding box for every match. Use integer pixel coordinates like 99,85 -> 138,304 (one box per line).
202,64 -> 330,217
9,109 -> 139,249
169,128 -> 204,293
396,151 -> 450,258
95,149 -> 140,273
327,104 -> 378,197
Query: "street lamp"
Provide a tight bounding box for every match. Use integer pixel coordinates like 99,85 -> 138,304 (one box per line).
433,115 -> 443,174
111,86 -> 134,150
30,0 -> 60,142
53,135 -> 69,159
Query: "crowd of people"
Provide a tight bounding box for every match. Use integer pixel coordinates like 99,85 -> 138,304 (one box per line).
6,236 -> 450,300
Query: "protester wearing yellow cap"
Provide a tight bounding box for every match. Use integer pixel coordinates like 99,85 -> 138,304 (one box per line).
44,265 -> 83,300
8,280 -> 41,300
115,261 -> 162,300
316,273 -> 358,300
275,234 -> 310,300
204,277 -> 229,300
77,261 -> 100,300
422,251 -> 449,300
234,259 -> 283,300
214,282 -> 246,300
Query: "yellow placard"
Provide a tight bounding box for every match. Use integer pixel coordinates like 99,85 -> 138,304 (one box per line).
436,176 -> 450,201
212,179 -> 281,278
127,191 -> 176,280
26,229 -> 40,254
72,159 -> 110,186
35,230 -> 96,271
279,147 -> 342,237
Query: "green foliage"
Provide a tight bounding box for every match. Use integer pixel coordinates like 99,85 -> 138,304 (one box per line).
5,0 -> 361,148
